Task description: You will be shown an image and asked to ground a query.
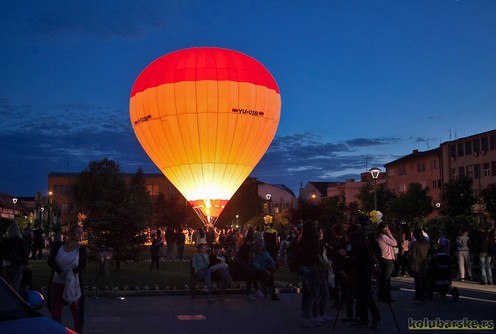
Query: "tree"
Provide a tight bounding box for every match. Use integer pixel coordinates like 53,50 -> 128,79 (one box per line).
74,159 -> 152,266
318,195 -> 347,227
442,176 -> 475,217
217,178 -> 263,228
120,168 -> 153,259
386,183 -> 433,222
481,183 -> 496,220
357,183 -> 396,216
155,192 -> 195,229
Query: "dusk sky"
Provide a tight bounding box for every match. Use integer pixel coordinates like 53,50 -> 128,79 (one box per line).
1,0 -> 495,197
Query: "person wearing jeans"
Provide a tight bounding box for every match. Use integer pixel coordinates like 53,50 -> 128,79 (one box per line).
477,227 -> 493,285
456,230 -> 472,281
192,243 -> 211,293
376,222 -> 397,302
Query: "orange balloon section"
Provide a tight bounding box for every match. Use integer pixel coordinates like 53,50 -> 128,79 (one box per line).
130,47 -> 281,226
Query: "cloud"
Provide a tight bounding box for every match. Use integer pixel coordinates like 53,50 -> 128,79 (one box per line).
15,1 -> 173,39
0,97 -> 129,136
251,132 -> 401,193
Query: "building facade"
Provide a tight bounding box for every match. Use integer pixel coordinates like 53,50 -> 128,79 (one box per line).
258,182 -> 296,214
384,148 -> 442,205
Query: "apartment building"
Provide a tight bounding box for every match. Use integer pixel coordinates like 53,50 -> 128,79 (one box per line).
384,148 -> 442,205
440,129 -> 496,197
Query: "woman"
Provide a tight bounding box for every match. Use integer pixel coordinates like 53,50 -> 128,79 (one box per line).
376,222 -> 397,302
0,222 -> 29,293
192,243 -> 211,294
296,220 -> 321,328
47,224 -> 87,333
399,223 -> 411,276
409,227 -> 430,303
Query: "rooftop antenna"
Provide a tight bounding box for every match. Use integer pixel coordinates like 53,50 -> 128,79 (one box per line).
447,129 -> 452,141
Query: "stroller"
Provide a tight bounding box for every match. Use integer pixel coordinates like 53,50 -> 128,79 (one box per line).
426,251 -> 459,301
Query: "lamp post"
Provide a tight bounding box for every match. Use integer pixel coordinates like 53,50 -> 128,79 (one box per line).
47,191 -> 53,232
265,193 -> 272,214
369,167 -> 381,211
12,198 -> 18,221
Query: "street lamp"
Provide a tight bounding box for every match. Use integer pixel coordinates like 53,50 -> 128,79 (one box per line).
12,198 -> 18,220
48,191 -> 53,231
369,167 -> 381,211
265,193 -> 272,214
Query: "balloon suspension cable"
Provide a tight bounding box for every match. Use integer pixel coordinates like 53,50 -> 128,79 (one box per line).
192,207 -> 218,227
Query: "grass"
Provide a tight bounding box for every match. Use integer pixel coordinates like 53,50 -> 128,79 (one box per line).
29,245 -> 300,291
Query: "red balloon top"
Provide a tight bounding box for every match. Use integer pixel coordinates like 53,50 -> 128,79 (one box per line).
130,47 -> 279,97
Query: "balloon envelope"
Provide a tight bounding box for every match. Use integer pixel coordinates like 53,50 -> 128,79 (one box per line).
130,47 -> 281,225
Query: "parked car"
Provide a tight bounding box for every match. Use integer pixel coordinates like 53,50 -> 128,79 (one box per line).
0,276 -> 78,333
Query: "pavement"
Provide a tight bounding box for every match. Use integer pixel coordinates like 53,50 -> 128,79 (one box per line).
40,276 -> 496,334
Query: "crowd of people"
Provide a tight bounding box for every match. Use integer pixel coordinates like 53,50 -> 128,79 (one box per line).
1,216 -> 496,332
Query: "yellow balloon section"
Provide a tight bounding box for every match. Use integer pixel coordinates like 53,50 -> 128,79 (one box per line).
130,47 -> 281,225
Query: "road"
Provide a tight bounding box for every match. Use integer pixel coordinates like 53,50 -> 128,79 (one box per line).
41,276 -> 496,334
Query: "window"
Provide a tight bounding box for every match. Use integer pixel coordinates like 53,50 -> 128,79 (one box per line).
492,161 -> 496,176
474,164 -> 481,179
388,168 -> 395,176
146,184 -> 159,196
431,159 -> 439,170
451,168 -> 457,178
484,163 -> 491,177
465,141 -> 472,156
53,184 -> 74,196
490,134 -> 496,150
457,143 -> 464,157
417,162 -> 426,172
398,166 -> 406,176
466,165 -> 473,178
481,136 -> 489,152
473,138 -> 481,154
432,179 -> 441,189
399,184 -> 407,192
458,167 -> 465,177
449,145 -> 457,159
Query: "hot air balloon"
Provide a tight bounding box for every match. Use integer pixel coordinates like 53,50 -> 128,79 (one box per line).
130,47 -> 281,226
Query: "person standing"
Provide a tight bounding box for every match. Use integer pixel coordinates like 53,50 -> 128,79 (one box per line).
477,226 -> 493,285
376,222 -> 397,302
165,227 -> 176,260
263,222 -> 279,262
176,229 -> 186,260
456,229 -> 472,281
149,237 -> 160,270
409,228 -> 430,303
0,223 -> 29,293
47,224 -> 87,333
348,224 -> 381,328
31,225 -> 44,260
295,220 -> 321,328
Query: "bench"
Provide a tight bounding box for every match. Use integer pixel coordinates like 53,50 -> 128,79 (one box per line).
189,259 -> 249,298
